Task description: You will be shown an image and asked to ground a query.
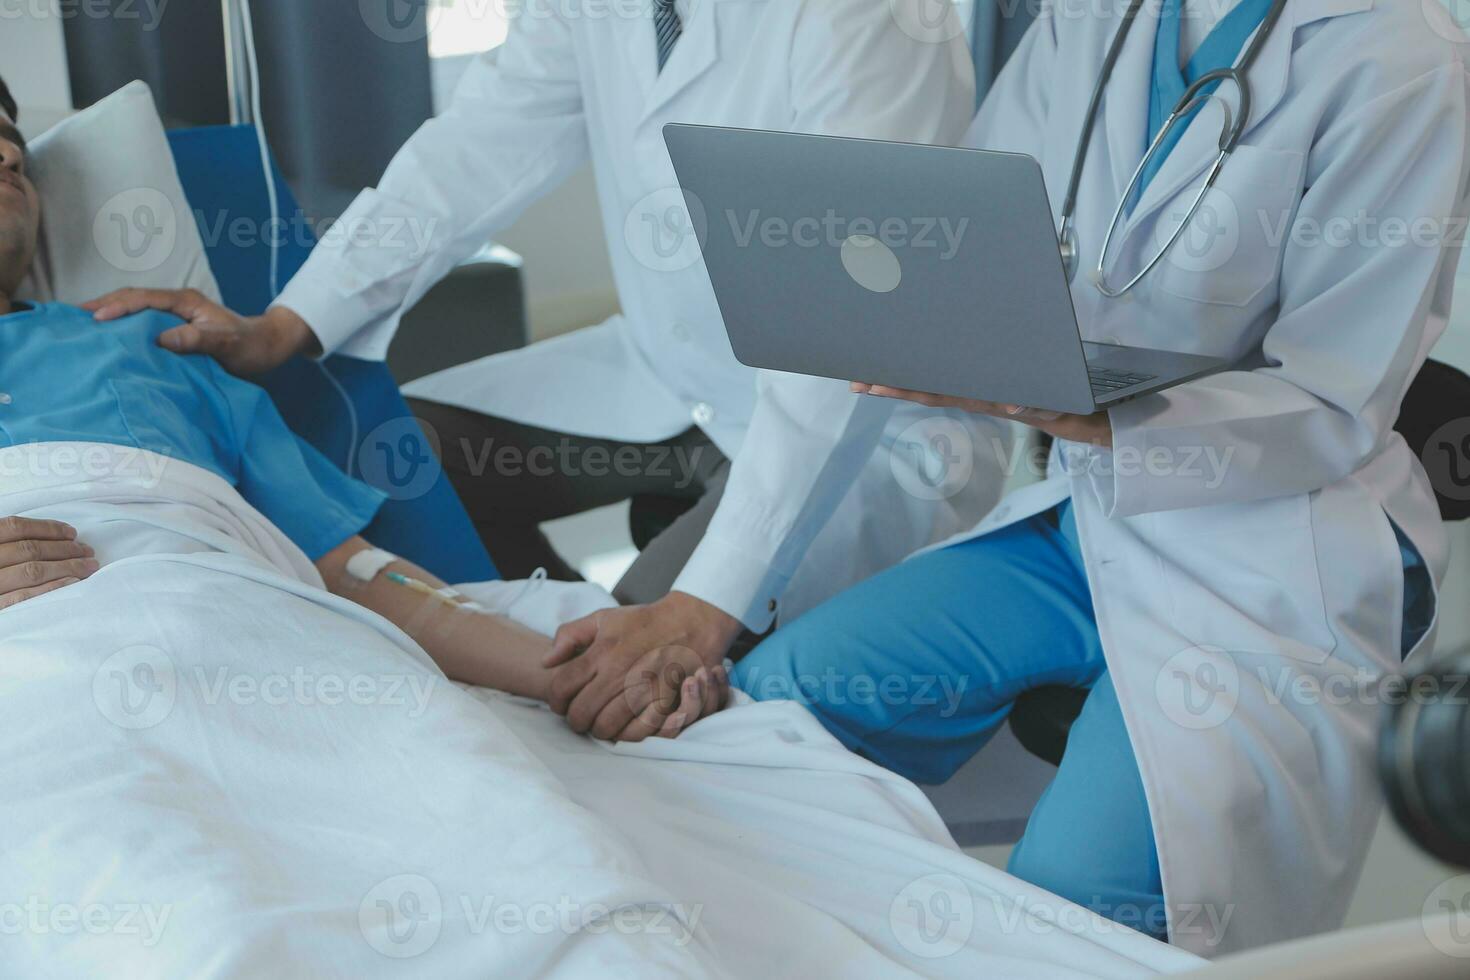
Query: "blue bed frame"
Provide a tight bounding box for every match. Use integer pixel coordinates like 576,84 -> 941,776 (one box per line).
166,125 -> 498,584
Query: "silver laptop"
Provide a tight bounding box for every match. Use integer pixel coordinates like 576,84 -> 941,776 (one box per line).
663,124 -> 1227,416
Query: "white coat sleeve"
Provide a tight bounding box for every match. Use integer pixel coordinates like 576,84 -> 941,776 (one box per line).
1090,63 -> 1470,518
272,10 -> 587,359
671,0 -> 978,630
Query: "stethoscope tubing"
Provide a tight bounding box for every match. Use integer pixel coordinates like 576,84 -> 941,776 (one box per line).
1060,0 -> 1292,296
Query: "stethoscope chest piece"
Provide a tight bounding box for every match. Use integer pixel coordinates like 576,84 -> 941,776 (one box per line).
1059,215 -> 1080,283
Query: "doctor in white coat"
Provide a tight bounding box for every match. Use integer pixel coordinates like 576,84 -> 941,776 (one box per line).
732,0 -> 1470,958
87,0 -> 1010,739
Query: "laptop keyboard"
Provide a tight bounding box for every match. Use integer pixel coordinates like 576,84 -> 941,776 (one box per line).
1088,366 -> 1158,396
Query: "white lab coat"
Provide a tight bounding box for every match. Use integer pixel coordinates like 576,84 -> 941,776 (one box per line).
275,0 -> 1009,629
933,0 -> 1470,958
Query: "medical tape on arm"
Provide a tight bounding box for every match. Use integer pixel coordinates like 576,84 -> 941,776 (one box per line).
345,547 -> 399,584
345,548 -> 487,612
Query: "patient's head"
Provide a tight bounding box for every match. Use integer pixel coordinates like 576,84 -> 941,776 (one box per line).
0,74 -> 40,304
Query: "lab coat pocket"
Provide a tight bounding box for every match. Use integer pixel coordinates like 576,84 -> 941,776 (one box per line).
1152,146 -> 1305,309
1156,493 -> 1337,661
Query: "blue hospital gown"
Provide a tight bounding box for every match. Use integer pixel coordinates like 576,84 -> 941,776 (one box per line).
0,303 -> 384,560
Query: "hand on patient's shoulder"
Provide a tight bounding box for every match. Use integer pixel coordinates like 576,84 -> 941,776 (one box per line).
0,517 -> 98,611
81,289 -> 318,376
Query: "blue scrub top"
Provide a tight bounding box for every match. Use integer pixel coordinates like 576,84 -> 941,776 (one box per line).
1140,0 -> 1278,194
0,303 -> 385,561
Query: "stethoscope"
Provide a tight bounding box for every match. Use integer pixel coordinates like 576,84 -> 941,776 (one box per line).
1058,0 -> 1291,298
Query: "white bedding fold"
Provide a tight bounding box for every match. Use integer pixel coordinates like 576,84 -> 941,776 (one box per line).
0,445 -> 1201,978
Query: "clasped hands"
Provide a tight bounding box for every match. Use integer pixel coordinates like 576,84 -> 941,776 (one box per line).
541,590 -> 742,743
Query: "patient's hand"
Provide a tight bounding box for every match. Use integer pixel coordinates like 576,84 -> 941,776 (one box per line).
0,517 -> 98,610
556,638 -> 730,742
544,593 -> 739,741
83,289 -> 318,376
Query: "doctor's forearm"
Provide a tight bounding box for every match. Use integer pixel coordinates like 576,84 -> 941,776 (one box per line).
680,378 -> 896,629
316,538 -> 553,701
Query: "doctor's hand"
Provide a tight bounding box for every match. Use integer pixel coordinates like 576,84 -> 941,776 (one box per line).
543,592 -> 741,742
0,517 -> 98,611
852,382 -> 1114,448
83,289 -> 319,376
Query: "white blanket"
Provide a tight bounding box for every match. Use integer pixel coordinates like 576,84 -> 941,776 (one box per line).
0,445 -> 1202,978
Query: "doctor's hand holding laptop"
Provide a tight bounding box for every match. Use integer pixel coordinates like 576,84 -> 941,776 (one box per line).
662,124 -> 1228,447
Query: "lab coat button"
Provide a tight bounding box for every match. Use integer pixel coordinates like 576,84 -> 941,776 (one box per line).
692,402 -> 716,426
994,506 -> 1010,521
671,321 -> 691,341
767,599 -> 778,613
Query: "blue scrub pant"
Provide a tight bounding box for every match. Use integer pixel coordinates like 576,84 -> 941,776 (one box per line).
732,502 -> 1169,940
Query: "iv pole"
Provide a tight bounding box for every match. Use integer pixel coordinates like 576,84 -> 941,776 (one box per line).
220,0 -> 254,126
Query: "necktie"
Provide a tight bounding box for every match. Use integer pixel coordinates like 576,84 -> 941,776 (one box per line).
654,0 -> 682,73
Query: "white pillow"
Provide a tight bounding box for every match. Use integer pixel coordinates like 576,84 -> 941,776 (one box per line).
16,80 -> 220,306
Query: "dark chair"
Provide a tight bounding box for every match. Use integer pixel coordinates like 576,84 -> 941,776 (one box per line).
630,493 -> 699,552
1010,358 -> 1470,767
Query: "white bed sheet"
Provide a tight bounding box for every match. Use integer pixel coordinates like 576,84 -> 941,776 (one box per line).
470,687 -> 1205,979
0,445 -> 1203,978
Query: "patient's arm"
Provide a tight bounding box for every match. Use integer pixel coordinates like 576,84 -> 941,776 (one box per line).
316,537 -> 553,701
315,538 -> 726,738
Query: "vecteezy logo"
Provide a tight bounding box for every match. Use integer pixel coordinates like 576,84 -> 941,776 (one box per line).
1421,417 -> 1470,503
1423,0 -> 1470,44
1423,875 -> 1470,958
889,874 -> 974,959
358,417 -> 443,501
840,234 -> 902,294
1158,186 -> 1240,275
623,187 -> 708,273
93,188 -> 177,275
890,417 -> 974,501
359,0 -> 446,43
93,646 -> 177,730
1156,645 -> 1239,730
359,874 -> 443,959
888,0 -> 966,43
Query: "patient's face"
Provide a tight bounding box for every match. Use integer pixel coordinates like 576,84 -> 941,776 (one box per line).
0,110 -> 40,297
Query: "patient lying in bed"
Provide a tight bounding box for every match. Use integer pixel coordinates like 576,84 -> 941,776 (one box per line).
0,301 -> 727,733
0,87 -> 723,740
